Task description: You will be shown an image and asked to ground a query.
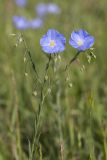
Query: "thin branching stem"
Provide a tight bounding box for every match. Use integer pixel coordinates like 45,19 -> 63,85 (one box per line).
30,55 -> 52,160
64,51 -> 80,71
21,34 -> 52,159
21,34 -> 41,84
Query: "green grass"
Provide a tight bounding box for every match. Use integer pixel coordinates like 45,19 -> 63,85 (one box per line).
0,0 -> 107,159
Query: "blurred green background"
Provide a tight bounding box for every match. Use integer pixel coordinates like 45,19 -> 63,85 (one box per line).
0,0 -> 107,159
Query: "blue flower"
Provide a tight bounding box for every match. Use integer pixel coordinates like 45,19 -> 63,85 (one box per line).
35,3 -> 47,17
35,3 -> 61,17
13,16 -> 29,30
47,3 -> 60,14
29,18 -> 43,29
40,29 -> 66,54
15,0 -> 27,7
69,29 -> 95,51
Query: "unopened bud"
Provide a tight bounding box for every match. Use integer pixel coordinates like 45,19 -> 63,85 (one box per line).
19,37 -> 23,43
58,55 -> 61,60
24,57 -> 26,62
25,72 -> 28,76
68,83 -> 72,88
45,75 -> 48,81
33,91 -> 37,97
48,88 -> 51,94
80,65 -> 85,72
65,77 -> 69,82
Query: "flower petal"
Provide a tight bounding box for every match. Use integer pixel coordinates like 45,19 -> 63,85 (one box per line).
40,29 -> 66,54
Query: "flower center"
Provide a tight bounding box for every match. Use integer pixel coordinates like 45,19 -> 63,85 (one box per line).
77,39 -> 84,46
49,40 -> 56,47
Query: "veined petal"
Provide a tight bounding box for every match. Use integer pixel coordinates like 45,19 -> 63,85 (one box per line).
71,31 -> 82,42
84,36 -> 95,49
69,39 -> 80,49
78,29 -> 89,38
69,29 -> 95,51
40,35 -> 50,46
47,29 -> 57,40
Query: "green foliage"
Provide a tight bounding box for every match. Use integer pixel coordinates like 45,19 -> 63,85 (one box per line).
0,0 -> 107,159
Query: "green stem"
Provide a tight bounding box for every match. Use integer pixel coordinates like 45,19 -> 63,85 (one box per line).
30,55 -> 51,160
22,34 -> 41,84
64,51 -> 80,71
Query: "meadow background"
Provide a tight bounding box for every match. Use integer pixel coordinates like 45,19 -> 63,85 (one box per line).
0,0 -> 107,159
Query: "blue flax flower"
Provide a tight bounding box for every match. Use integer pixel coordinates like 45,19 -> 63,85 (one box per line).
69,29 -> 95,51
40,29 -> 66,54
35,3 -> 47,17
13,16 -> 29,30
29,18 -> 43,29
15,0 -> 27,7
47,3 -> 60,14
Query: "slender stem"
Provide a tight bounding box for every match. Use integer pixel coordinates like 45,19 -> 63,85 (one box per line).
30,55 -> 51,160
21,34 -> 41,83
57,89 -> 64,160
27,50 -> 39,80
64,51 -> 80,71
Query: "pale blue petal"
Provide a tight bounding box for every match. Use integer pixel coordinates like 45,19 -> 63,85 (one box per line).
71,31 -> 83,42
69,39 -> 79,48
40,35 -> 50,46
84,36 -> 95,49
47,29 -> 57,40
